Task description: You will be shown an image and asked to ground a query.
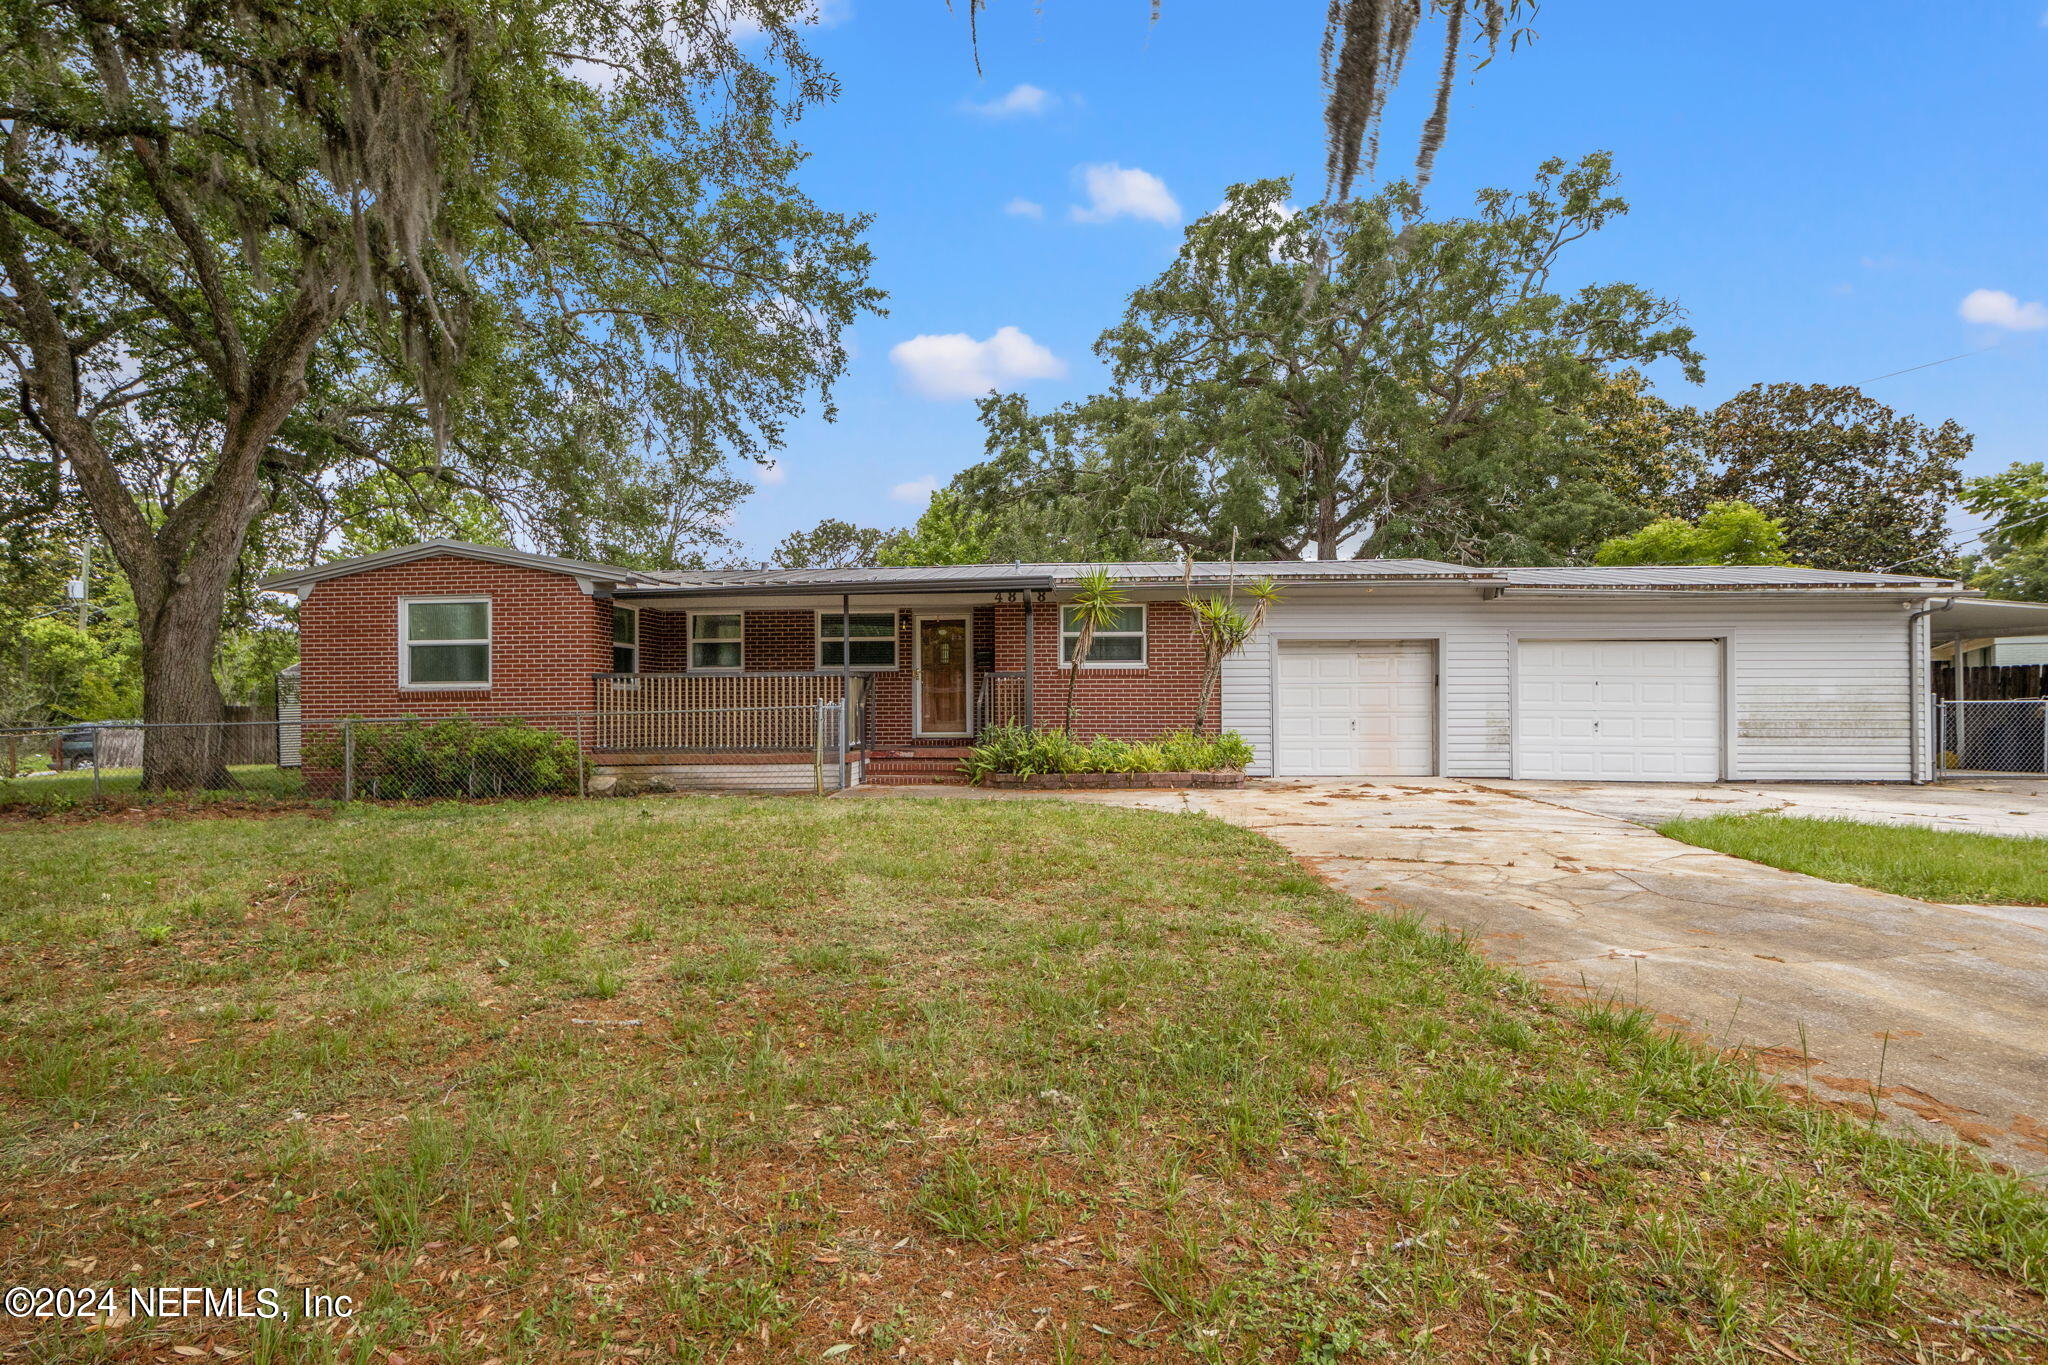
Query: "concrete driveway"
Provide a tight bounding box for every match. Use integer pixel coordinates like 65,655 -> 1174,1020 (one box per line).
1503,776 -> 2048,840
1073,777 -> 2048,1173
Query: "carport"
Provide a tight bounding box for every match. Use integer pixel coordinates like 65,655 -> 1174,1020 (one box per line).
1926,597 -> 2048,777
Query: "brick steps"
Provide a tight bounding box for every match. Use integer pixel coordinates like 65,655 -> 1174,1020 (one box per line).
861,771 -> 971,787
860,749 -> 972,786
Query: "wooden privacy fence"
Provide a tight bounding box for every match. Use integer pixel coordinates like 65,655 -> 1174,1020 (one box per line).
591,673 -> 869,752
1933,663 -> 2048,701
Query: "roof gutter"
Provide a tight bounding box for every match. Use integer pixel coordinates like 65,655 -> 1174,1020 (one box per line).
612,575 -> 1059,600
1494,585 -> 1970,598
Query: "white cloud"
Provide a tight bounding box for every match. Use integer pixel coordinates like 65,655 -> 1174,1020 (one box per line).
890,476 -> 940,503
1004,197 -> 1045,219
962,82 -> 1055,117
757,461 -> 787,486
888,325 -> 1066,400
1959,288 -> 2048,331
1069,163 -> 1180,226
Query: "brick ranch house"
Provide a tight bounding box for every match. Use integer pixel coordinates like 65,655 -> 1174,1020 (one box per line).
259,538 -> 2033,790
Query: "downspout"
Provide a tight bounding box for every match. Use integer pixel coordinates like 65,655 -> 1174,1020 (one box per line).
1951,629 -> 1968,772
1906,597 -> 1957,784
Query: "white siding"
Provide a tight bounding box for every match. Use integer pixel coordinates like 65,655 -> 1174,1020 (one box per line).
276,671 -> 302,768
1988,639 -> 2048,666
1225,593 -> 1916,781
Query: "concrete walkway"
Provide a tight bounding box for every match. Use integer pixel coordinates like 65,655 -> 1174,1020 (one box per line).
1052,778 -> 2048,1173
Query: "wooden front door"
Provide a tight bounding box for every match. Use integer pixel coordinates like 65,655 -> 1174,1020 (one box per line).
916,617 -> 971,737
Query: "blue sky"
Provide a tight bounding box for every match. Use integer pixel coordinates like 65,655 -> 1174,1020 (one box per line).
727,1 -> 2048,561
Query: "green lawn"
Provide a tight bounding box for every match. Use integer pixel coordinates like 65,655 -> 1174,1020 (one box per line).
0,762 -> 307,807
1659,813 -> 2048,905
2,798 -> 2044,1362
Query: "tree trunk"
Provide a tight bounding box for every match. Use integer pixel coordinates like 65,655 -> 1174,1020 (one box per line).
135,565 -> 236,790
1193,645 -> 1222,735
1316,489 -> 1340,559
1063,622 -> 1094,736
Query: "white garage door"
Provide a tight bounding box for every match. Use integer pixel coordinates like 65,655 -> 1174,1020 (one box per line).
1274,640 -> 1435,776
1517,640 -> 1721,781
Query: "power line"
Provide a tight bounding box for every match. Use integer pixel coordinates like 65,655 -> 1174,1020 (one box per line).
1882,502 -> 2048,572
1863,343 -> 2002,385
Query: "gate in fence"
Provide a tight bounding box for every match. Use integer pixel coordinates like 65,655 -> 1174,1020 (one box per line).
1935,698 -> 2048,775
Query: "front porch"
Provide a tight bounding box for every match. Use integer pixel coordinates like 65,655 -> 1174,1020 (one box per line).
582,587 -> 1208,790
592,596 -> 1053,753
590,667 -> 1030,751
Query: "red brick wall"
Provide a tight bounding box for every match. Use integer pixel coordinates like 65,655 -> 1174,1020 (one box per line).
301,575 -> 1214,750
745,610 -> 817,671
634,607 -> 861,674
638,609 -> 687,673
298,555 -> 608,724
1019,598 -> 1218,739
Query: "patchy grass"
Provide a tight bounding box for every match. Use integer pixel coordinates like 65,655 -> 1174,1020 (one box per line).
0,763 -> 307,808
1660,812 -> 2048,905
1,797 -> 2044,1363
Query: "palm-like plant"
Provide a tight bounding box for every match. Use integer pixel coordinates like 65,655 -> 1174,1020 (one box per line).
1061,568 -> 1129,736
1184,571 -> 1280,735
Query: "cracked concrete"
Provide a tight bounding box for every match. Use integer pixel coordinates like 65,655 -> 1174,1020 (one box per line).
1053,777 -> 2048,1174
1499,775 -> 2048,839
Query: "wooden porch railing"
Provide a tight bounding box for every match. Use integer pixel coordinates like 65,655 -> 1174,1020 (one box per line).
592,673 -> 869,752
974,671 -> 1028,733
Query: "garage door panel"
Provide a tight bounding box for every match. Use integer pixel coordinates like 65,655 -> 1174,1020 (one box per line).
1274,640 -> 1435,776
1517,640 -> 1721,782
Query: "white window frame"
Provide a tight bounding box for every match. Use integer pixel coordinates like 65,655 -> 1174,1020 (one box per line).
398,596 -> 492,690
610,604 -> 640,675
1060,602 -> 1147,669
687,611 -> 745,673
815,608 -> 901,671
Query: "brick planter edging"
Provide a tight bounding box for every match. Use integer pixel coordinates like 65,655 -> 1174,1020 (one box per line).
978,770 -> 1246,790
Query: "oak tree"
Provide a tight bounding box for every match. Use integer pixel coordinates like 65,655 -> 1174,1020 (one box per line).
0,0 -> 878,786
960,156 -> 1701,564
1689,383 -> 1965,573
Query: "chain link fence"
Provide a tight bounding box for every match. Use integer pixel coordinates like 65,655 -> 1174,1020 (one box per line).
1936,698 -> 2048,775
1,701 -> 859,806
0,720 -> 303,804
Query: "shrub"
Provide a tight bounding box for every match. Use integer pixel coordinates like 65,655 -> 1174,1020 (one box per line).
961,725 -> 1254,782
304,715 -> 580,798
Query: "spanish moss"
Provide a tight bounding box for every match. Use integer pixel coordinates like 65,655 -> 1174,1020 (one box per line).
958,2 -> 1534,204
1322,1 -> 1530,203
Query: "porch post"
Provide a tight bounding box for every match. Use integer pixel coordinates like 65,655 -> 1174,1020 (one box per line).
838,592 -> 852,789
1022,594 -> 1035,731
1951,632 -> 1966,770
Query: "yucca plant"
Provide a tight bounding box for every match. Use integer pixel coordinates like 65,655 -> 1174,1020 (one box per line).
1183,562 -> 1281,735
1061,568 -> 1129,736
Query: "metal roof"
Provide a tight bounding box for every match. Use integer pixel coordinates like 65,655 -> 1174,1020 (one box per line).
257,539 -> 667,592
1493,565 -> 1961,590
619,558 -> 1503,595
1926,597 -> 2048,639
259,541 -> 1966,598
